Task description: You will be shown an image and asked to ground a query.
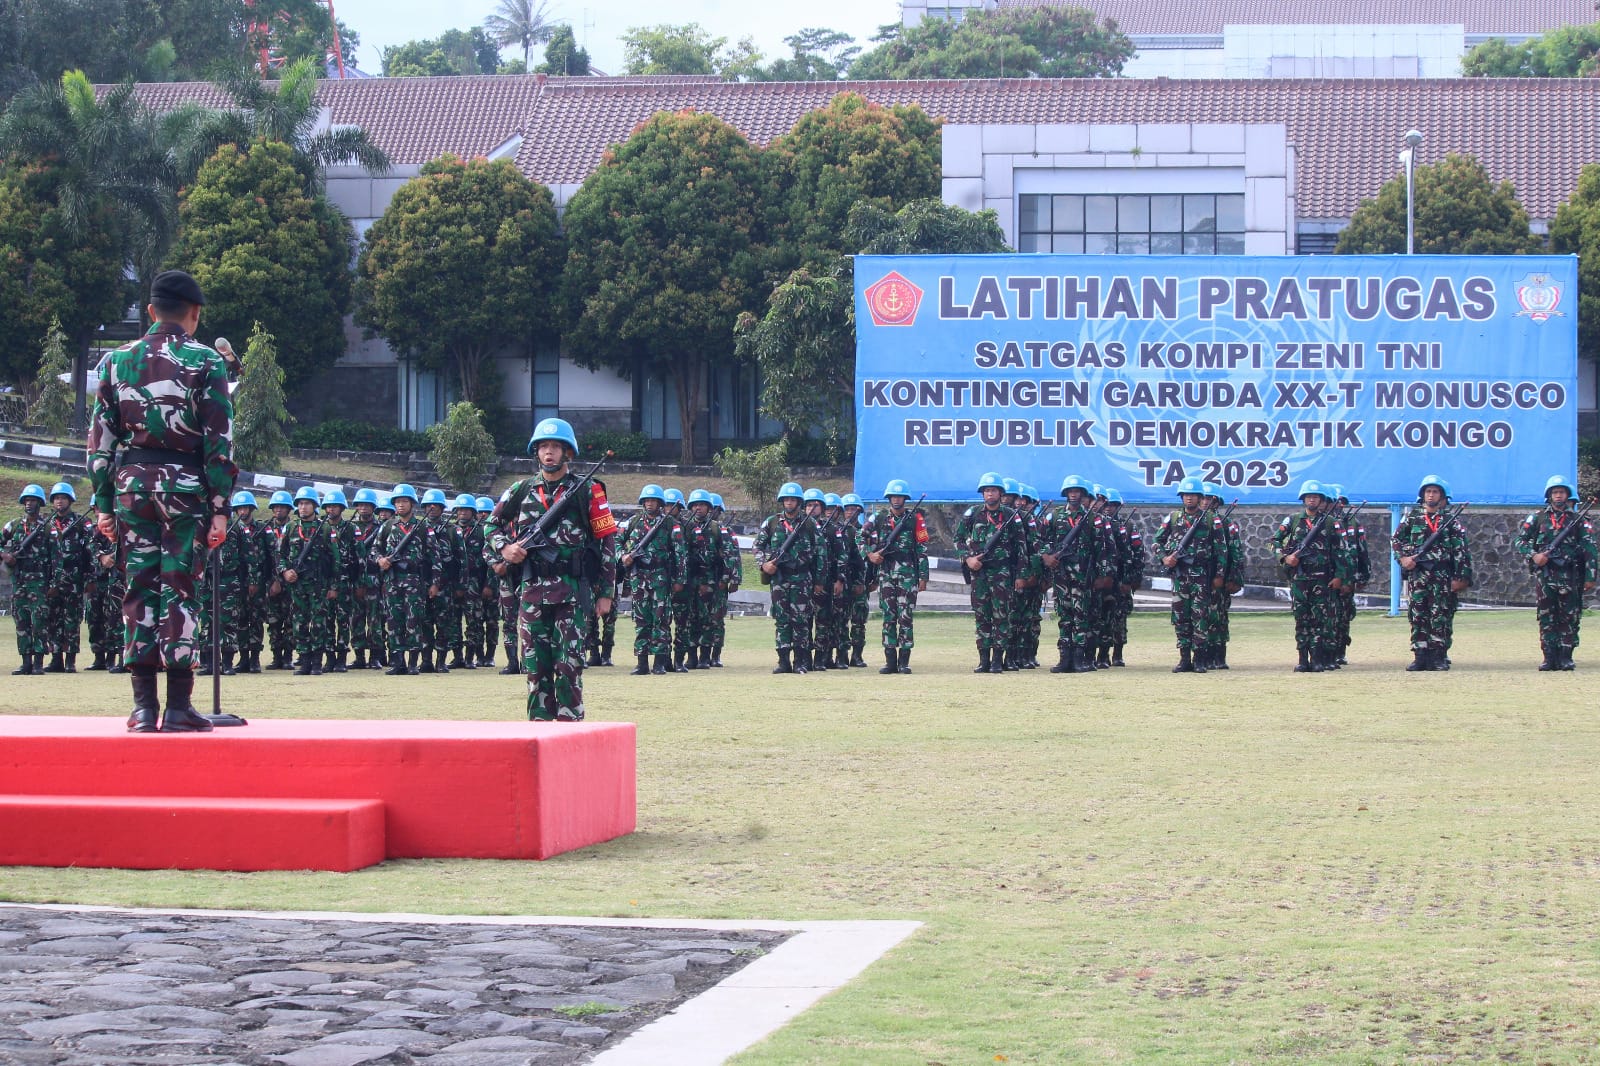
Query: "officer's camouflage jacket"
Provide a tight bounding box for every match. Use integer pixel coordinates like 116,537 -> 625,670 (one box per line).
485,472 -> 618,606
1272,509 -> 1355,585
1151,507 -> 1224,576
754,510 -> 821,586
1515,506 -> 1597,584
1391,505 -> 1473,585
862,505 -> 929,586
954,504 -> 1027,575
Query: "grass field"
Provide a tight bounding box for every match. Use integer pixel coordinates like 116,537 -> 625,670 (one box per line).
1,609 -> 1597,1063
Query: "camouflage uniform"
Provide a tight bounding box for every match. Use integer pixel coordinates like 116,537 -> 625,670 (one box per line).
486,472 -> 618,721
622,510 -> 685,666
458,514 -> 493,667
422,515 -> 460,672
1104,510 -> 1146,665
280,515 -> 338,671
1335,513 -> 1372,663
1391,505 -> 1473,668
1206,506 -> 1245,669
1272,508 -> 1354,670
709,517 -> 742,665
1515,505 -> 1597,668
347,513 -> 385,667
87,320 -> 236,673
862,504 -> 929,666
1014,505 -> 1049,669
46,508 -> 93,664
86,524 -> 125,669
369,513 -> 434,669
954,504 -> 1027,667
199,515 -> 260,668
2,514 -> 55,666
1151,507 -> 1224,668
818,517 -> 858,668
1039,502 -> 1113,672
755,510 -> 822,671
326,515 -> 358,667
582,520 -> 619,667
261,517 -> 293,667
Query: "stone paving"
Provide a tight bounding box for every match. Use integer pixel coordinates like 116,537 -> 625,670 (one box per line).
0,907 -> 791,1065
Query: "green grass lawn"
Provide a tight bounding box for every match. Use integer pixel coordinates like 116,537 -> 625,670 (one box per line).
1,609 -> 1597,1063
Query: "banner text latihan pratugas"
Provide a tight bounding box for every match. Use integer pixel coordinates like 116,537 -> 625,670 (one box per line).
852,254 -> 1578,505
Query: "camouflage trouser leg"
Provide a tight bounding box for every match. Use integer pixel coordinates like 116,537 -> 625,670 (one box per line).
482,592 -> 500,650
1170,575 -> 1212,652
424,593 -> 453,655
1008,586 -> 1035,657
630,574 -> 672,654
329,585 -> 352,654
520,599 -> 585,721
1113,589 -> 1134,646
86,579 -> 115,654
827,595 -> 850,652
350,585 -> 379,652
1290,578 -> 1336,653
499,580 -> 520,657
117,492 -> 205,670
386,580 -> 427,652
1336,590 -> 1355,650
584,606 -> 600,653
1536,577 -> 1585,652
289,580 -> 332,656
971,570 -> 1013,652
1052,581 -> 1095,650
47,580 -> 84,654
216,577 -> 246,653
1213,586 -> 1232,649
811,592 -> 835,654
267,590 -> 292,657
771,578 -> 814,651
670,590 -> 694,658
1092,588 -> 1118,648
1405,572 -> 1455,653
694,590 -> 717,650
879,581 -> 917,649
708,588 -> 730,646
11,579 -> 50,656
849,592 -> 869,648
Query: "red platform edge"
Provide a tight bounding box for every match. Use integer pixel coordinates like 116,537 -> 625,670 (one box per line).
0,717 -> 637,866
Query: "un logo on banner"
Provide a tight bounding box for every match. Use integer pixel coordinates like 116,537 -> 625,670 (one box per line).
864,271 -> 923,327
1514,273 -> 1564,322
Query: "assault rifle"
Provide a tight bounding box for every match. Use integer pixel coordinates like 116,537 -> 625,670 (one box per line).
962,505 -> 1020,585
379,519 -> 423,573
1167,501 -> 1230,565
510,451 -> 614,564
3,518 -> 46,568
877,494 -> 928,562
1042,506 -> 1097,566
1537,496 -> 1597,565
627,512 -> 671,561
760,514 -> 815,586
1405,501 -> 1471,563
290,518 -> 327,574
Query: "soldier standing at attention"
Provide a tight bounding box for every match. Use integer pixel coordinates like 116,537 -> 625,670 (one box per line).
474,496 -> 501,667
800,489 -> 839,671
2,484 -> 55,676
87,269 -> 236,732
199,490 -> 261,677
1326,484 -> 1368,666
1392,474 -> 1473,671
839,494 -> 870,668
84,509 -> 122,671
417,489 -> 457,674
661,487 -> 694,672
863,480 -> 928,674
1272,480 -> 1351,673
682,489 -> 724,670
1515,474 -> 1596,670
487,418 -> 617,721
490,488 -> 522,675
280,487 -> 337,676
706,494 -> 741,667
955,471 -> 1027,673
346,489 -> 383,670
1152,476 -> 1224,673
43,481 -> 91,673
322,489 -> 356,672
1041,474 -> 1111,674
622,484 -> 684,676
261,490 -> 294,669
821,492 -> 859,669
452,494 -> 486,670
756,481 -> 822,674
1204,483 -> 1244,671
1100,489 -> 1143,667
372,484 -> 433,675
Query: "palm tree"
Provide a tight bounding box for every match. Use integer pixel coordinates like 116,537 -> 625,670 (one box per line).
166,57 -> 389,193
484,0 -> 558,70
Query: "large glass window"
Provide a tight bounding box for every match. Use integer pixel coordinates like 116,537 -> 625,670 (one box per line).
532,347 -> 559,423
1017,192 -> 1246,255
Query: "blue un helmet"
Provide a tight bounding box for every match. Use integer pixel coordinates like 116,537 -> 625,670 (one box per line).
528,416 -> 579,456
823,492 -> 842,508
1417,473 -> 1450,500
841,493 -> 864,508
688,489 -> 715,507
1176,475 -> 1206,496
352,488 -> 379,507
1202,481 -> 1223,500
269,489 -> 294,508
1296,479 -> 1324,501
1545,473 -> 1576,499
777,481 -> 804,501
1018,484 -> 1037,502
230,490 -> 258,510
17,483 -> 46,505
475,495 -> 495,514
1104,488 -> 1124,505
1322,483 -> 1344,504
420,488 -> 449,508
709,493 -> 725,511
389,483 -> 419,504
293,486 -> 320,506
638,483 -> 666,504
452,493 -> 477,511
883,478 -> 911,498
977,471 -> 1006,491
802,488 -> 827,504
1060,473 -> 1093,495
1001,477 -> 1020,497
375,493 -> 395,515
322,489 -> 348,509
48,481 -> 75,501
663,488 -> 686,508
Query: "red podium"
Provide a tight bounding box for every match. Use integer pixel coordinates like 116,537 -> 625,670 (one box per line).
0,717 -> 636,872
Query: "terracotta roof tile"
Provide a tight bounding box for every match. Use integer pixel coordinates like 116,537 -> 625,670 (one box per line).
995,0 -> 1598,36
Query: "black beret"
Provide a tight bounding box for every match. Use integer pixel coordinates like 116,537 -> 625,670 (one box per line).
150,269 -> 205,307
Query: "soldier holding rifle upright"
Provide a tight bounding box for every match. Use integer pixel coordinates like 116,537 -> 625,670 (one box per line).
863,480 -> 928,675
1515,474 -> 1597,671
1151,476 -> 1224,674
755,481 -> 822,675
1392,474 -> 1473,672
954,471 -> 1027,674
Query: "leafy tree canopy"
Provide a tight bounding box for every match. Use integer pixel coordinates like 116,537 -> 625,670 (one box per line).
746,28 -> 862,81
537,25 -> 592,76
233,321 -> 293,472
1462,24 -> 1600,77
484,0 -> 558,70
620,23 -> 764,79
1548,163 -> 1600,367
382,27 -> 501,77
852,6 -> 1132,79
169,139 -> 354,391
355,154 -> 563,407
1334,152 -> 1541,256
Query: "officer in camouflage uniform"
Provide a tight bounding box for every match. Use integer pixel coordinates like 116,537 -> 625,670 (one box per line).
320,489 -> 356,672
371,483 -> 433,675
800,489 -> 842,671
864,480 -> 928,674
660,487 -> 695,672
486,418 -> 617,721
1272,479 -> 1352,673
1100,489 -> 1144,667
1152,475 -> 1225,673
839,494 -> 871,668
821,492 -> 860,669
682,489 -> 727,669
280,487 -> 338,675
417,489 -> 459,674
756,481 -> 823,674
198,490 -> 262,676
1010,484 -> 1047,670
490,488 -> 521,675
956,471 -> 1028,673
1325,484 -> 1369,666
346,489 -> 384,669
1515,473 -> 1597,670
583,503 -> 620,669
452,494 -> 487,670
707,493 -> 741,667
42,481 -> 91,672
622,484 -> 684,675
1392,473 -> 1473,671
87,269 -> 236,732
2,484 -> 55,675
261,490 -> 294,669
474,496 -> 500,666
1040,474 -> 1112,674
1202,483 -> 1244,671
85,513 -> 125,672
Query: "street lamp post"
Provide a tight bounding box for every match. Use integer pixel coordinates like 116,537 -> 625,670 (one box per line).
1400,128 -> 1423,255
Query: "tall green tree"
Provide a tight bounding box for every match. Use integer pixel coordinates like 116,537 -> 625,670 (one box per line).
735,198 -> 1007,439
537,25 -> 592,76
561,111 -> 765,465
747,28 -> 861,81
1548,163 -> 1600,371
427,401 -> 497,493
853,6 -> 1132,79
355,154 -> 563,407
232,322 -> 293,472
31,317 -> 75,438
169,140 -> 354,391
1463,24 -> 1600,77
382,28 -> 500,77
620,23 -> 764,79
1335,152 -> 1541,256
762,92 -> 941,274
484,0 -> 557,70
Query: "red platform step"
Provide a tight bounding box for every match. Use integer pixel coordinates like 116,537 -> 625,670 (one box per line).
0,716 -> 636,869
0,794 -> 386,872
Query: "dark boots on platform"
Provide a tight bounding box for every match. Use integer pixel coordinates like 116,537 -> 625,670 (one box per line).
850,643 -> 867,668
499,644 -> 518,674
631,653 -> 651,675
126,669 -> 160,733
773,648 -> 793,674
161,669 -> 212,732
709,644 -> 724,667
652,652 -> 670,675
897,648 -> 912,674
880,647 -> 899,674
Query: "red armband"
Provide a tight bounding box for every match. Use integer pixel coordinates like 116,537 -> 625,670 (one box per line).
589,484 -> 617,537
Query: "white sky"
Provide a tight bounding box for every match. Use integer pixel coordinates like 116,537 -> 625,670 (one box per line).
326,0 -> 901,77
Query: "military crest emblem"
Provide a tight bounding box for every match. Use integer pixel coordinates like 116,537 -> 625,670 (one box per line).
1514,273 -> 1564,322
863,271 -> 924,327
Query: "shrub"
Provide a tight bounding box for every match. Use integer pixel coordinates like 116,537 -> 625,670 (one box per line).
233,323 -> 293,472
30,317 -> 72,438
714,439 -> 789,509
427,401 -> 498,494
289,418 -> 429,453
579,429 -> 651,461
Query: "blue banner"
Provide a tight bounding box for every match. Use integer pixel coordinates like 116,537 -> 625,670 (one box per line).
854,254 -> 1578,505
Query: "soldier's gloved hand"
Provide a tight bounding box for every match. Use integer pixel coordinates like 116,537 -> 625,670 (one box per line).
760,560 -> 777,576
1227,582 -> 1242,594
1450,579 -> 1470,593
1,553 -> 13,567
1585,580 -> 1596,592
1042,553 -> 1059,569
492,561 -> 507,576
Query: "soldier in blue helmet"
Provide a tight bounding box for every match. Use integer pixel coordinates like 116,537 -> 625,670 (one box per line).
370,483 -> 435,675
2,484 -> 55,675
839,493 -> 871,667
1151,475 -> 1225,672
345,489 -> 385,670
40,481 -> 92,672
320,489 -> 356,672
679,489 -> 729,669
1392,473 -> 1473,671
1009,484 -> 1046,670
260,489 -> 296,669
1272,479 -> 1353,673
1200,483 -> 1244,671
448,493 -> 488,671
416,488 -> 460,674
472,495 -> 500,666
1327,484 -> 1369,666
197,489 -> 265,677
955,472 -> 1028,672
705,493 -> 740,667
621,483 -> 686,675
1098,488 -> 1145,667
863,479 -> 928,674
1039,474 -> 1112,674
281,486 -> 338,676
1515,473 -> 1596,670
755,481 -> 823,673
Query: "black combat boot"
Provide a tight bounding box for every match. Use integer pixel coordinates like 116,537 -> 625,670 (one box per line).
44,652 -> 65,673
293,654 -> 313,676
88,650 -> 106,671
897,648 -> 912,674
1074,646 -> 1098,673
772,648 -> 792,674
246,650 -> 262,673
1173,648 -> 1195,673
654,652 -> 671,675
1307,649 -> 1325,673
1095,645 -> 1112,669
1322,646 -> 1339,670
630,653 -> 650,675
586,646 -> 603,667
810,646 -> 828,670
309,653 -> 324,676
220,651 -> 236,676
197,650 -> 214,676
850,643 -> 867,668
417,649 -> 436,673
435,649 -> 449,674
107,653 -> 127,674
12,654 -> 33,676
480,642 -> 495,668
793,647 -> 810,675
126,669 -> 160,733
600,641 -> 614,666
709,644 -> 724,667
1212,645 -> 1229,670
1002,649 -> 1019,671
64,654 -> 76,673
1111,643 -> 1126,666
974,648 -> 991,673
385,652 -> 408,675
879,647 -> 899,674
352,649 -> 367,670
1406,648 -> 1428,671
698,647 -> 715,669
1561,646 -> 1576,671
407,650 -> 421,675
499,645 -> 518,674
160,669 -> 213,733
1295,648 -> 1312,672
1050,646 -> 1073,673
